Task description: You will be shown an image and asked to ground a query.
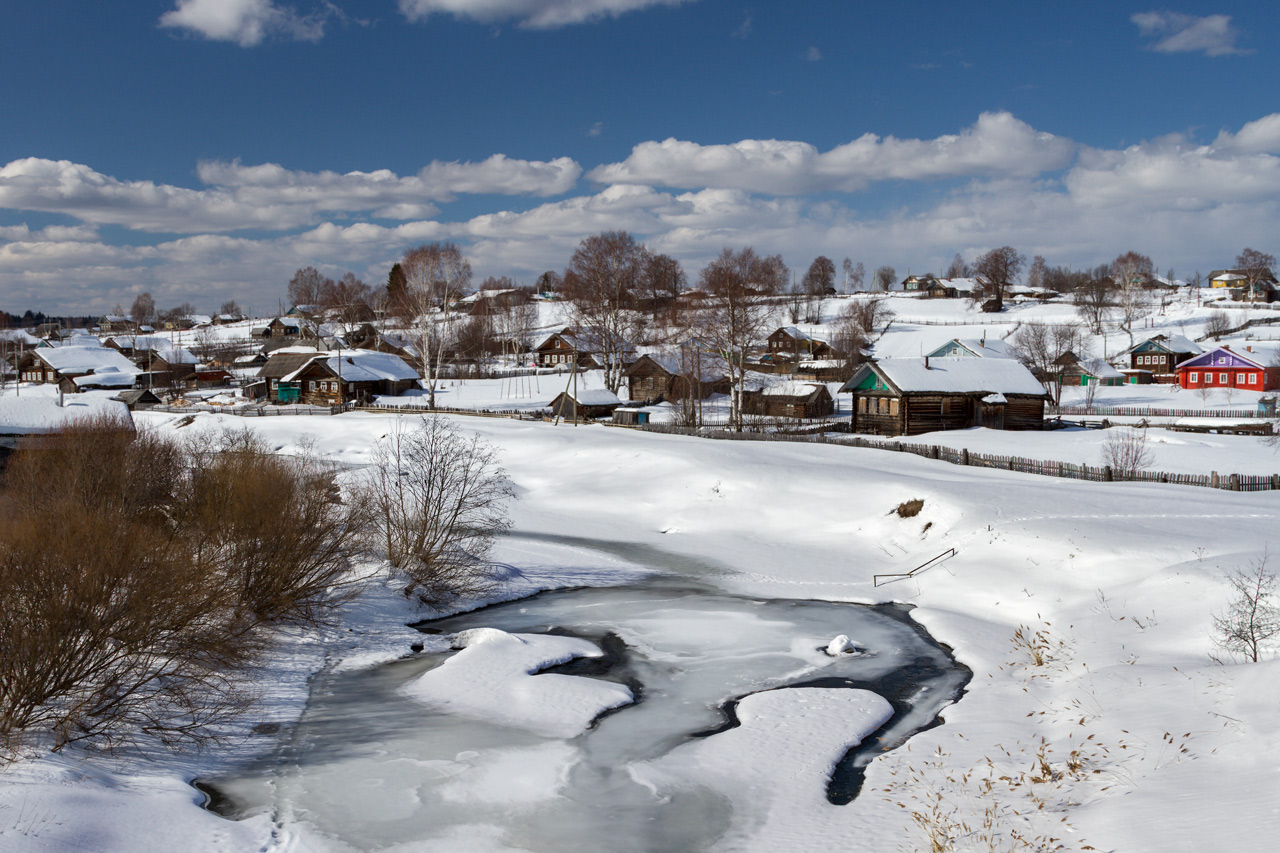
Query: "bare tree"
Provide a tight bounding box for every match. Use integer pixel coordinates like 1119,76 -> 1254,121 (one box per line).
1073,278 -> 1116,335
288,266 -> 332,310
1027,254 -> 1047,289
971,246 -> 1025,311
129,292 -> 156,326
802,256 -> 836,295
1101,427 -> 1153,477
843,258 -> 865,292
323,272 -> 374,330
362,416 -> 515,606
944,252 -> 970,280
535,270 -> 562,295
642,252 -> 686,327
874,265 -> 896,292
1235,248 -> 1277,303
695,247 -> 787,431
1011,321 -> 1090,405
562,231 -> 647,394
402,243 -> 472,407
218,299 -> 243,317
1110,251 -> 1155,345
1204,309 -> 1233,339
1212,553 -> 1280,663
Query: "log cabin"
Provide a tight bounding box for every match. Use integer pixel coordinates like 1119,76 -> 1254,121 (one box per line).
840,357 -> 1048,436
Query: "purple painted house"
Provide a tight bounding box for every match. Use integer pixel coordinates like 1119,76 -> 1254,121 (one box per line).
1174,346 -> 1279,391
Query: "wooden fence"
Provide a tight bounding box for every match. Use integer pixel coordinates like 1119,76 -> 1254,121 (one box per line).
1051,405 -> 1265,419
640,423 -> 1280,492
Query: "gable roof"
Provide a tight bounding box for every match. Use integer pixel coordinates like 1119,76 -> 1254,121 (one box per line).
925,337 -> 1017,359
1176,346 -> 1266,371
840,357 -> 1047,397
282,349 -> 420,383
33,345 -> 140,378
1124,334 -> 1202,356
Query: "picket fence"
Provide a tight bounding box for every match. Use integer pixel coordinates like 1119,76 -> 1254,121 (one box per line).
640,423 -> 1280,492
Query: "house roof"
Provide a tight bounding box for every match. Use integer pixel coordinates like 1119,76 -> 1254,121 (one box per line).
282,349 -> 420,383
258,350 -> 325,380
1124,334 -> 1202,356
33,345 -> 140,377
926,337 -> 1017,359
772,326 -> 813,341
625,350 -> 729,378
841,357 -> 1047,397
1176,346 -> 1266,371
553,388 -> 622,407
1078,358 -> 1125,380
761,381 -> 829,400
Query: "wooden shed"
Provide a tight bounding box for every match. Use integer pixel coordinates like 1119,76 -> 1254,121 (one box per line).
840,357 -> 1048,436
624,351 -> 730,403
742,381 -> 835,419
548,388 -> 623,420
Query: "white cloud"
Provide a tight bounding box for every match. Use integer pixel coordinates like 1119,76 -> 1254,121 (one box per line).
159,0 -> 331,46
8,114 -> 1280,314
805,46 -> 822,62
397,0 -> 689,29
0,155 -> 581,233
1131,11 -> 1249,57
589,112 -> 1077,193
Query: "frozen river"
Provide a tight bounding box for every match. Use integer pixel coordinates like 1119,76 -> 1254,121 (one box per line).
199,542 -> 969,851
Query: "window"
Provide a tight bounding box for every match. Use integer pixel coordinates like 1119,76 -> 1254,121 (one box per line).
1249,374 -> 1259,385
1188,372 -> 1197,382
1220,373 -> 1229,383
889,399 -> 900,416
1236,373 -> 1246,385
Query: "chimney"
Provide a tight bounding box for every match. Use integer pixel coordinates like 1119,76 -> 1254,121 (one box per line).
925,356 -> 930,370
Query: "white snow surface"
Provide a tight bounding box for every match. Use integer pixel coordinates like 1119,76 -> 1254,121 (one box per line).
400,628 -> 634,738
5,289 -> 1280,852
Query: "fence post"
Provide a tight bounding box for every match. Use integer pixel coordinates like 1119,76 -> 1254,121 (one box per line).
1212,471 -> 1220,489
1271,474 -> 1279,490
1104,465 -> 1113,482
1230,473 -> 1240,491
931,445 -> 940,459
962,448 -> 970,466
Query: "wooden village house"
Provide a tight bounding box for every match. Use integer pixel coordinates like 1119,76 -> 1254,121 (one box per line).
278,350 -> 420,405
1120,335 -> 1201,384
840,357 -> 1048,436
624,351 -> 730,403
1174,346 -> 1280,391
742,381 -> 835,419
766,327 -> 835,361
548,388 -> 623,420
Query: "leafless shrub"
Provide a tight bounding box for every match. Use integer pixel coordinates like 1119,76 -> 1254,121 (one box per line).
1212,552 -> 1280,663
844,298 -> 895,339
1203,309 -> 1232,339
0,504 -> 259,756
0,420 -> 368,758
182,428 -> 371,626
362,415 -> 515,606
1101,428 -> 1153,478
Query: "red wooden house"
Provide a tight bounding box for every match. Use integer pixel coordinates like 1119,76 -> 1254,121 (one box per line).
1174,346 -> 1280,391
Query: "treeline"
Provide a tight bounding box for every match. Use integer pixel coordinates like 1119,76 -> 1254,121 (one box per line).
0,310 -> 94,329
0,415 -> 512,759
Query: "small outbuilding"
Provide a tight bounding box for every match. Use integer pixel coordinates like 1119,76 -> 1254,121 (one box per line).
548,388 -> 623,420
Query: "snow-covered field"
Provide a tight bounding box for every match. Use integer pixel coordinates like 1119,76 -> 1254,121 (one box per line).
2,407 -> 1278,852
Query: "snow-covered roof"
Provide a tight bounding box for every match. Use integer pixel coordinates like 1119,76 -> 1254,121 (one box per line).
559,388 -> 622,406
927,338 -> 1017,359
773,326 -> 812,341
844,357 -> 1046,396
282,349 -> 420,383
1125,335 -> 1201,356
761,381 -> 827,398
72,367 -> 137,388
1079,358 -> 1125,380
0,394 -> 132,435
34,345 -> 140,377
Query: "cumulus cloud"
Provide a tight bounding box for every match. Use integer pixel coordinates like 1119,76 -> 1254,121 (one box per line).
805,46 -> 822,62
1131,11 -> 1249,57
8,114 -> 1280,315
0,155 -> 581,233
589,112 -> 1076,193
159,0 -> 332,46
397,0 -> 689,29
1065,119 -> 1280,210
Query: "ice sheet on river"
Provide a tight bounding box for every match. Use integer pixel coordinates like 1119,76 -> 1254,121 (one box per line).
400,628 -> 635,738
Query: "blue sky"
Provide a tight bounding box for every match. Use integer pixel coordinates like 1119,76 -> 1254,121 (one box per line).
2,1 -> 1278,314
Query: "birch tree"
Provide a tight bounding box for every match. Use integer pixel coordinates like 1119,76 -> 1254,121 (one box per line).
402,243 -> 472,408
562,231 -> 647,394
